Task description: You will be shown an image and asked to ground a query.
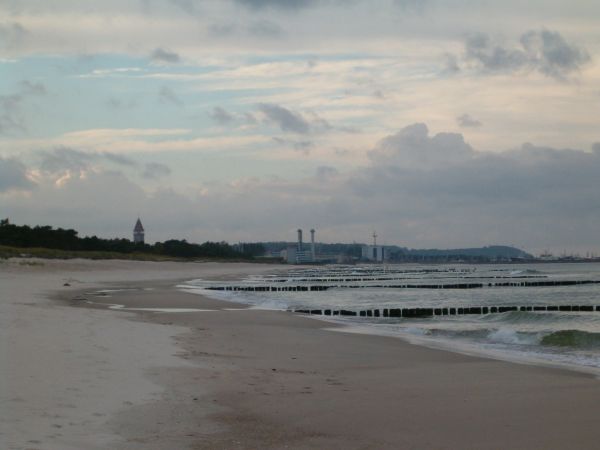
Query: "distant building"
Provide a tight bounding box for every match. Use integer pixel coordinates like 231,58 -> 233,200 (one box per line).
284,246 -> 314,264
361,231 -> 388,262
133,218 -> 145,244
361,245 -> 387,262
284,228 -> 317,264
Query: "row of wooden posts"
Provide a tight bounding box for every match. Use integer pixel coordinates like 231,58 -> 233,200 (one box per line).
205,279 -> 600,292
292,304 -> 600,318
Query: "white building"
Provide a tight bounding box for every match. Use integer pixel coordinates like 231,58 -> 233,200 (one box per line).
361,245 -> 387,262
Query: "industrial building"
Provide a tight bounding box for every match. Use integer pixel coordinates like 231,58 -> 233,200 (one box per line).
361,231 -> 388,262
283,228 -> 317,264
361,245 -> 387,262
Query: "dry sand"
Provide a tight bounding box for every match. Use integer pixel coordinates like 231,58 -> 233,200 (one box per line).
0,258 -> 286,450
3,258 -> 600,449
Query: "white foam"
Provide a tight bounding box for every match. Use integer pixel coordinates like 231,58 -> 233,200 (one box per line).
487,328 -> 538,345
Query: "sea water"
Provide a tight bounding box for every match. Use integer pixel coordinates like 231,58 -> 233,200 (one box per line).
180,263 -> 600,372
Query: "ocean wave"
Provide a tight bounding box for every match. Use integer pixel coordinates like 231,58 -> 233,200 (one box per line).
540,330 -> 600,349
481,310 -> 600,325
486,328 -> 539,345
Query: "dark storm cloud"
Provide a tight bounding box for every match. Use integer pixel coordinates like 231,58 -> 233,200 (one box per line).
142,162 -> 171,179
0,157 -> 34,192
150,47 -> 181,64
457,113 -> 482,128
463,29 -> 590,80
158,86 -> 183,106
258,103 -> 310,134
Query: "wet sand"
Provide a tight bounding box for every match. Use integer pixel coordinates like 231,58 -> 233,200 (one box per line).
3,259 -> 600,449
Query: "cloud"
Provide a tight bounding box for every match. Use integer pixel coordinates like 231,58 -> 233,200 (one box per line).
462,29 -> 590,80
209,106 -> 235,125
0,157 -> 35,192
315,165 -> 338,181
368,122 -> 473,168
34,146 -> 172,186
150,47 -> 181,64
0,79 -> 46,134
272,137 -> 314,154
39,147 -> 94,173
106,97 -> 138,110
169,0 -> 200,15
393,0 -> 430,12
457,113 -> 482,128
520,29 -> 590,80
258,103 -> 310,134
443,53 -> 460,74
0,22 -> 27,50
248,20 -> 285,37
102,152 -> 137,167
39,147 -> 136,174
158,86 -> 183,106
142,162 -> 171,179
293,140 -> 313,154
234,0 -> 317,10
19,80 -> 46,96
256,102 -> 349,135
5,124 -> 600,252
0,93 -> 25,133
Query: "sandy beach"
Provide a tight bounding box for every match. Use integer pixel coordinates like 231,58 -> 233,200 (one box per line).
3,259 -> 600,449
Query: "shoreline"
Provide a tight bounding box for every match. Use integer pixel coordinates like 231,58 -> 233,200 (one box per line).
5,258 -> 600,449
74,277 -> 600,449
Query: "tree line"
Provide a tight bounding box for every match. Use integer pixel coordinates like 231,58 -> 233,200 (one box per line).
0,220 -> 264,259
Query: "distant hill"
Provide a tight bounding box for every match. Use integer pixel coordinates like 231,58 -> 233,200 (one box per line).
258,241 -> 532,262
397,245 -> 533,260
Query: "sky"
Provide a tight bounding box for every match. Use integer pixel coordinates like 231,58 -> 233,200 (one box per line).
1,0 -> 599,255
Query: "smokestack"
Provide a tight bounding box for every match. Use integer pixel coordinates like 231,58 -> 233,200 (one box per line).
297,229 -> 303,252
310,229 -> 316,262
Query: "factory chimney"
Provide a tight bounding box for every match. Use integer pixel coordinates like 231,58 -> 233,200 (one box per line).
310,229 -> 316,262
297,229 -> 303,252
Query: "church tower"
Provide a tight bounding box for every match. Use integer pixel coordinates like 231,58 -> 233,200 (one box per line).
133,218 -> 145,244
